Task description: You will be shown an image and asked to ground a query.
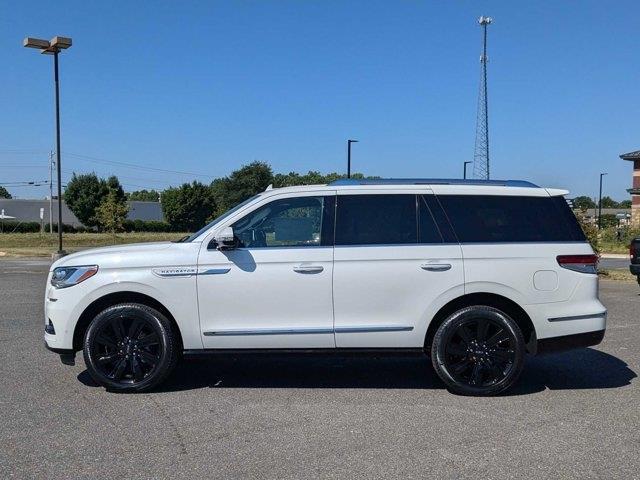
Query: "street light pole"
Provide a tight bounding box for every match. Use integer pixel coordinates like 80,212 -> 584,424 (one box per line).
347,139 -> 358,179
49,150 -> 54,234
24,36 -> 72,257
463,161 -> 473,179
598,172 -> 607,230
52,50 -> 64,253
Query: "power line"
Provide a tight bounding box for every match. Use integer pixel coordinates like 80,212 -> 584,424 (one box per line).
66,152 -> 216,178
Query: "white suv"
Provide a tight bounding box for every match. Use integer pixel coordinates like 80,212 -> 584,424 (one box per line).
44,179 -> 606,396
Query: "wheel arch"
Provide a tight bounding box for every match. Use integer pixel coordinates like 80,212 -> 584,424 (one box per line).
72,291 -> 184,352
424,292 -> 536,354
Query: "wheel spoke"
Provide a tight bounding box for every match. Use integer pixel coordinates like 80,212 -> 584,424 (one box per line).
132,356 -> 144,381
486,329 -> 510,348
95,332 -> 117,349
128,318 -> 145,339
446,343 -> 467,356
476,318 -> 490,342
450,358 -> 472,375
110,357 -> 128,380
469,363 -> 483,385
455,325 -> 473,345
111,317 -> 126,341
97,352 -> 120,365
489,349 -> 514,363
138,349 -> 159,366
138,333 -> 159,347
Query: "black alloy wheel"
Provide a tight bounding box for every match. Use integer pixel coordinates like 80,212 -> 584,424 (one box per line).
431,305 -> 525,396
83,303 -> 178,392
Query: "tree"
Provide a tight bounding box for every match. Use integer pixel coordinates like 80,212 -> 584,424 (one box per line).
211,162 -> 273,216
162,181 -> 215,231
0,186 -> 11,199
599,196 -> 619,209
619,199 -> 632,208
572,196 -> 596,210
64,173 -> 109,227
105,175 -> 126,203
127,189 -> 160,202
96,190 -> 129,233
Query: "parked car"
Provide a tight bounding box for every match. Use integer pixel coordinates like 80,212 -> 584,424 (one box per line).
630,237 -> 640,286
44,178 -> 606,396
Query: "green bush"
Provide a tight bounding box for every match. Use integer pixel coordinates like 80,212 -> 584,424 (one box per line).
122,219 -> 174,232
0,222 -> 85,233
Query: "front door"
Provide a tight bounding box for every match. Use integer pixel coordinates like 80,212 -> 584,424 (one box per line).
197,192 -> 336,349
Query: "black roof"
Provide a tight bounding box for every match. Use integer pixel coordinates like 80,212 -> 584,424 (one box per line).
620,150 -> 640,161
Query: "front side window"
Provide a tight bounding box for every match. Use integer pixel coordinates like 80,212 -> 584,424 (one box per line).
232,196 -> 333,248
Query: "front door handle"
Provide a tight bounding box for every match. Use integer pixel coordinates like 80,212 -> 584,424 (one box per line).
421,263 -> 452,272
293,265 -> 324,274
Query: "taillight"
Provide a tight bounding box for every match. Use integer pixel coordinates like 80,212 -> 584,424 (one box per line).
557,254 -> 598,274
631,243 -> 637,260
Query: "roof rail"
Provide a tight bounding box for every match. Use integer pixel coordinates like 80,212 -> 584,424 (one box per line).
328,178 -> 539,188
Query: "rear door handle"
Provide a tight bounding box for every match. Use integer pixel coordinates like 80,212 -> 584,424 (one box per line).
293,265 -> 324,274
421,263 -> 452,272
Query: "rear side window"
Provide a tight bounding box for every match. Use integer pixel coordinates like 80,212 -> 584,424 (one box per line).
437,195 -> 587,243
336,195 -> 417,245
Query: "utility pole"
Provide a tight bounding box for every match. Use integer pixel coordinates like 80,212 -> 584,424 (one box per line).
49,150 -> 54,234
473,16 -> 492,180
598,172 -> 607,230
347,139 -> 358,179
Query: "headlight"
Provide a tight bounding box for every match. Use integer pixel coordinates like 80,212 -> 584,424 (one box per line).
51,265 -> 98,289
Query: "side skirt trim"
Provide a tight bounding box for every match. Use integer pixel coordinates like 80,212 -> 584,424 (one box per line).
202,325 -> 414,336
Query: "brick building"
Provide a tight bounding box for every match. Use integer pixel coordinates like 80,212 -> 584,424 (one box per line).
620,150 -> 640,227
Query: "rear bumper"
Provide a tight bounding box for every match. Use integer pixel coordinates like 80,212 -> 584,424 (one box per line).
536,329 -> 605,355
630,264 -> 640,276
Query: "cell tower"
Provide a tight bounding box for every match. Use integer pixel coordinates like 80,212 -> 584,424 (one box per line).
473,15 -> 492,180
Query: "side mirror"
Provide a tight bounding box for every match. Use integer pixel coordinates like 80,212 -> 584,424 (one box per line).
212,226 -> 237,250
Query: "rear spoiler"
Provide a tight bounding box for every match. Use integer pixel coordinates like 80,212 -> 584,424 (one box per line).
545,188 -> 570,197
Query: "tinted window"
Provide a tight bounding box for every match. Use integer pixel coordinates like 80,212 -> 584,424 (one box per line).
233,196 -> 333,248
418,196 -> 444,243
438,195 -> 587,243
335,195 -> 417,245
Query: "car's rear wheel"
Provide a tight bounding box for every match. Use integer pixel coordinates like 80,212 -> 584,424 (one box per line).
83,303 -> 178,392
431,305 -> 525,396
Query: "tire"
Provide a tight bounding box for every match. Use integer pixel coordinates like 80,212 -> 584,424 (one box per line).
83,303 -> 179,392
431,305 -> 525,396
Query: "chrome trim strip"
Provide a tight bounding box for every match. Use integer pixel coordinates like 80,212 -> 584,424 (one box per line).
199,268 -> 231,275
203,325 -> 414,336
204,327 -> 334,336
548,312 -> 607,323
335,325 -> 414,333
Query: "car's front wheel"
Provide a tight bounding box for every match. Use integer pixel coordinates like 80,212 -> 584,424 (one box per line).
431,305 -> 525,396
83,303 -> 178,392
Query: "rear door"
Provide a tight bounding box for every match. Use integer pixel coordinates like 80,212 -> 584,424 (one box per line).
332,191 -> 464,348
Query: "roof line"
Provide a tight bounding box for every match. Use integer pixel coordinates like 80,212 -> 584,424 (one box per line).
328,178 -> 539,188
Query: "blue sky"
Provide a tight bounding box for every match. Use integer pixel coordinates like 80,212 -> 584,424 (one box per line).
1,0 -> 638,200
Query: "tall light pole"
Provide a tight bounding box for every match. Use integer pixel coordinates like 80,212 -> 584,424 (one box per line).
463,161 -> 473,179
24,36 -> 72,257
347,139 -> 358,179
598,172 -> 608,230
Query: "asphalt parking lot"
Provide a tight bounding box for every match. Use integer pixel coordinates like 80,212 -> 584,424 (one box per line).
0,258 -> 638,479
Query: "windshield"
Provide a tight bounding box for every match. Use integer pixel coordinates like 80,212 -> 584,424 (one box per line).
183,194 -> 261,242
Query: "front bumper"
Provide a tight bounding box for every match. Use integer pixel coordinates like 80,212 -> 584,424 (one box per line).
536,329 -> 605,355
630,264 -> 640,276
